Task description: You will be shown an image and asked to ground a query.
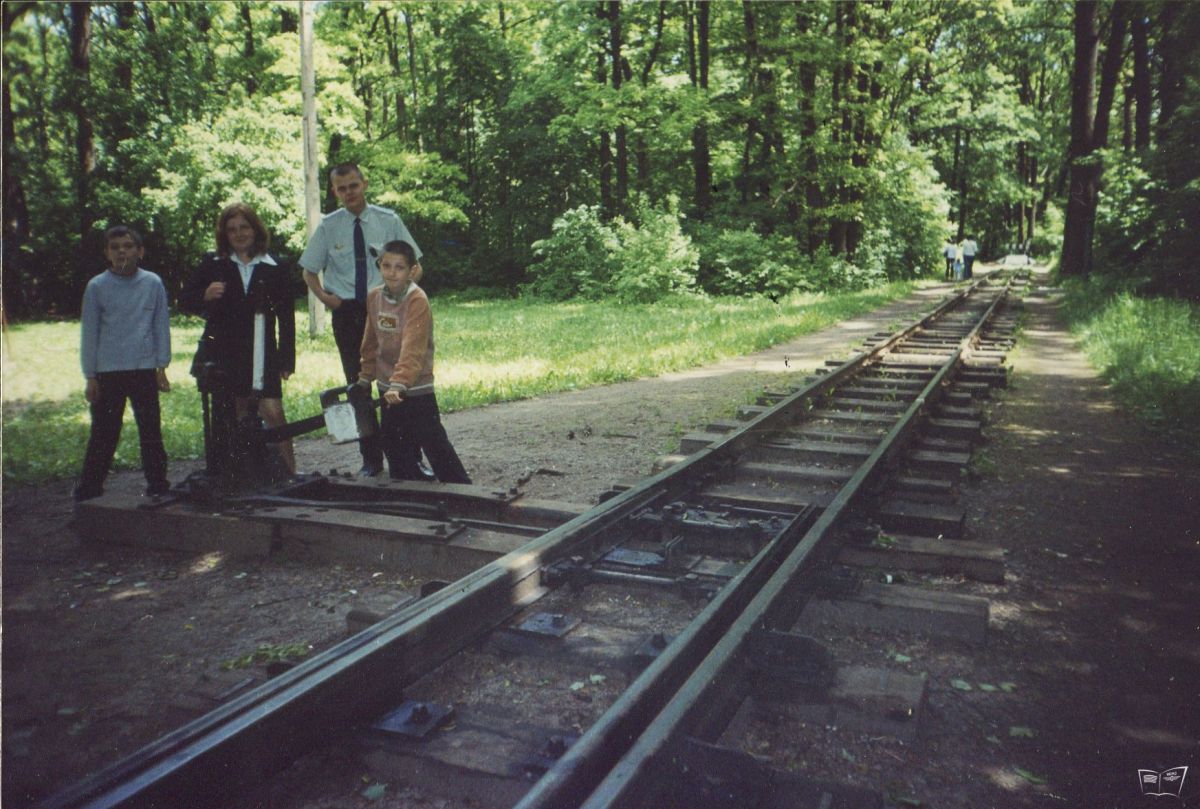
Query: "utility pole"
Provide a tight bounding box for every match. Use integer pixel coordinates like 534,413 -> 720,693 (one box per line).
300,0 -> 323,335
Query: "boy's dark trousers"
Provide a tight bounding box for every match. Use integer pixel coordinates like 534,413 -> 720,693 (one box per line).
78,369 -> 168,495
331,301 -> 384,471
380,393 -> 471,484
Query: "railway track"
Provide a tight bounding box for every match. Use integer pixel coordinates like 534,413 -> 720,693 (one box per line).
46,271 -> 1026,809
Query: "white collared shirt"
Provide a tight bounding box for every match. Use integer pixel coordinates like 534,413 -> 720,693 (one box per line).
231,252 -> 276,292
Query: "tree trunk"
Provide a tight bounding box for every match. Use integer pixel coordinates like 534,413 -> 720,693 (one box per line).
300,0 -> 324,335
609,1 -> 628,214
688,1 -> 711,217
241,2 -> 256,96
1060,0 -> 1100,278
597,3 -> 613,217
69,2 -> 95,249
796,1 -> 821,253
828,3 -> 848,255
404,7 -> 421,151
1155,1 -> 1182,138
3,2 -> 33,318
957,129 -> 970,241
633,2 -> 665,192
1092,4 -> 1127,150
1130,6 -> 1150,149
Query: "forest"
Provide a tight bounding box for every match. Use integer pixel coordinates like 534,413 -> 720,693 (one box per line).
2,0 -> 1190,319
4,0 -> 1196,319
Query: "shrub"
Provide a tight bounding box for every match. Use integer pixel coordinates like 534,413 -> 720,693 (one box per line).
526,200 -> 698,303
525,205 -> 619,300
692,225 -> 808,298
611,200 -> 699,303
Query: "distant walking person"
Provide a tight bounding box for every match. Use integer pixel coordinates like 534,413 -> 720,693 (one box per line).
961,236 -> 979,280
75,226 -> 172,501
943,238 -> 957,280
299,163 -> 425,478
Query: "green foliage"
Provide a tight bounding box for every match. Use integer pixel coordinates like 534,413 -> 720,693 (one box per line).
610,199 -> 699,303
221,642 -> 312,671
692,226 -> 810,297
1093,151 -> 1157,274
857,133 -> 952,281
2,282 -> 914,485
146,97 -> 306,267
526,205 -> 619,300
528,200 -> 698,303
1062,278 -> 1200,455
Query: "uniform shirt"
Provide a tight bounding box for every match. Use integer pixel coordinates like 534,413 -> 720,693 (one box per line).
80,268 -> 171,377
298,204 -> 422,299
358,282 -> 436,397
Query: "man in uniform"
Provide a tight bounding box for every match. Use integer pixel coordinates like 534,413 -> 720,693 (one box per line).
300,162 -> 428,478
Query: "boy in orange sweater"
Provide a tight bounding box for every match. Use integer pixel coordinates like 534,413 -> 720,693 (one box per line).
356,240 -> 471,483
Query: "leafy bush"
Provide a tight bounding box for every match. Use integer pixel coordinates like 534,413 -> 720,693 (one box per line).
805,246 -> 885,291
526,201 -> 697,302
525,205 -> 619,300
858,132 -> 950,280
1030,202 -> 1064,260
610,199 -> 699,303
692,226 -> 808,297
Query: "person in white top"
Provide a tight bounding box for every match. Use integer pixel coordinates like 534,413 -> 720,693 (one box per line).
298,162 -> 423,478
961,236 -> 979,280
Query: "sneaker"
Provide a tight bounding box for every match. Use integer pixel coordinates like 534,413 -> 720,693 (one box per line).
144,482 -> 172,497
358,462 -> 384,477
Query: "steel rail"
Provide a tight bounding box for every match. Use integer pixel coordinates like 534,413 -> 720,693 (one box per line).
39,280 -> 996,809
519,276 -> 1014,809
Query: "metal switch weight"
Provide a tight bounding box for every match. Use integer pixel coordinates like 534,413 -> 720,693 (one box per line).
320,385 -> 377,444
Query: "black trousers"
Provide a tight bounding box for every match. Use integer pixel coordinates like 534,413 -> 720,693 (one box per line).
945,257 -> 955,279
963,255 -> 975,279
331,301 -> 383,467
380,393 -> 470,484
78,369 -> 168,494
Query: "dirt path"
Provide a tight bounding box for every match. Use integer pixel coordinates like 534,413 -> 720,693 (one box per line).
3,267 -> 1197,808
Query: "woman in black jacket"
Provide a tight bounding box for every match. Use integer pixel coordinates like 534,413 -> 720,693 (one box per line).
180,203 -> 296,473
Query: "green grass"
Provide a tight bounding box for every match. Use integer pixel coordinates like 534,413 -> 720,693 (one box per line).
1061,279 -> 1200,455
2,283 -> 915,485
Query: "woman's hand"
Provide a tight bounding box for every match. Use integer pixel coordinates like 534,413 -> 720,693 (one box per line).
156,369 -> 171,392
203,281 -> 227,302
384,389 -> 404,406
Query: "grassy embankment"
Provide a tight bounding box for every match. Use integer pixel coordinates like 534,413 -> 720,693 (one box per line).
2,283 -> 916,486
1060,278 -> 1200,455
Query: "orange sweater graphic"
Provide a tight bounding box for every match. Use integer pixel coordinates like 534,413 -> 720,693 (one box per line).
358,283 -> 436,396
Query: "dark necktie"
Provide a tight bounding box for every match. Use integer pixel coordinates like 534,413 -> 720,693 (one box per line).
353,216 -> 367,303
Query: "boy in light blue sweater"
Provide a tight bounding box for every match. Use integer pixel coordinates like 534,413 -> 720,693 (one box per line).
75,226 -> 172,501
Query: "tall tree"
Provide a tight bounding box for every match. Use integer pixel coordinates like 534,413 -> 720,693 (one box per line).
1061,0 -> 1127,278
687,0 -> 711,216
69,2 -> 94,250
